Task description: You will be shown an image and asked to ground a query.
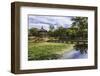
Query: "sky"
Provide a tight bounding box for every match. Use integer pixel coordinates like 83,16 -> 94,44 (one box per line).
28,15 -> 74,31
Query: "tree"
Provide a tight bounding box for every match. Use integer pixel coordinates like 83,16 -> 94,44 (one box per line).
71,17 -> 88,40
29,28 -> 39,36
48,25 -> 55,37
49,25 -> 54,31
54,26 -> 67,41
66,28 -> 77,40
71,17 -> 88,29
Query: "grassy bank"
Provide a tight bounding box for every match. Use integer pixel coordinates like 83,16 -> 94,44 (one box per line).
28,42 -> 74,60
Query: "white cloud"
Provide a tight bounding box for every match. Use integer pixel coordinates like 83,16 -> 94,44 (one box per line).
28,15 -> 74,30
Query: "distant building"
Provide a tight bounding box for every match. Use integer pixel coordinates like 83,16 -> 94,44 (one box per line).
38,26 -> 47,37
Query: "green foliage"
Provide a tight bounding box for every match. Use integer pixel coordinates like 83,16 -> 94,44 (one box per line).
53,27 -> 66,38
49,25 -> 54,31
71,17 -> 88,29
29,28 -> 39,36
28,17 -> 88,41
48,30 -> 54,37
71,17 -> 88,39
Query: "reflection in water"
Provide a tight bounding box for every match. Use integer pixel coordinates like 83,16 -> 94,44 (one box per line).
74,43 -> 88,54
60,49 -> 88,59
60,43 -> 88,59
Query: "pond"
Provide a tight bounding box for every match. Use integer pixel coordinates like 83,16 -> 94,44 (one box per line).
60,49 -> 88,59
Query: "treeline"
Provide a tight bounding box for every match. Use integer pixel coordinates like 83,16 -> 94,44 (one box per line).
28,17 -> 88,41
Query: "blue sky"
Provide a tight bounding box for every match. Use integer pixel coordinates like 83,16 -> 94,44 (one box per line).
28,15 -> 74,30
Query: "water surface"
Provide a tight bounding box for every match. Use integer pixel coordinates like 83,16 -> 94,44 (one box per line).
60,49 -> 88,59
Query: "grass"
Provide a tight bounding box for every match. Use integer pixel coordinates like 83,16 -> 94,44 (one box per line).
28,42 -> 74,60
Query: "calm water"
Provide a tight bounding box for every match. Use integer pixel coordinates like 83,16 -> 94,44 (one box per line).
60,49 -> 88,59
